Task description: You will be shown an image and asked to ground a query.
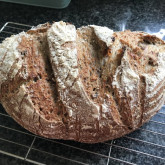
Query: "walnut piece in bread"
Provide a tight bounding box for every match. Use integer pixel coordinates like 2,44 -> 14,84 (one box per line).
0,21 -> 165,143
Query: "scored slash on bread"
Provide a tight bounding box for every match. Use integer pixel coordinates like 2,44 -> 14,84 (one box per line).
0,21 -> 165,143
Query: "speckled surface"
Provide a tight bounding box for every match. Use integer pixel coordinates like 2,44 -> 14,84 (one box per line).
0,0 -> 165,164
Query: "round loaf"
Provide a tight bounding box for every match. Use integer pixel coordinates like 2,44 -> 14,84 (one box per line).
0,21 -> 165,143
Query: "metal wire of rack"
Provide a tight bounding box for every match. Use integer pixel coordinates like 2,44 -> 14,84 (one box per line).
0,22 -> 165,165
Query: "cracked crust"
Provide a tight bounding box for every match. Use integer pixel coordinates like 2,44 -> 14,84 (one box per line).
0,22 -> 165,143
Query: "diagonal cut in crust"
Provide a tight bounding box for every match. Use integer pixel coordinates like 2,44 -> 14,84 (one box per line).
0,21 -> 165,143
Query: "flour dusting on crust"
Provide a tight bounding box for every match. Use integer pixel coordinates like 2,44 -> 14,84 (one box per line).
0,32 -> 29,88
47,21 -> 100,121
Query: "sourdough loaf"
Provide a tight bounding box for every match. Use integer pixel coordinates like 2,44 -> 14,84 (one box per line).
0,21 -> 165,143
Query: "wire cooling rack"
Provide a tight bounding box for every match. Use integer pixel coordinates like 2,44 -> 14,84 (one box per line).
0,22 -> 165,165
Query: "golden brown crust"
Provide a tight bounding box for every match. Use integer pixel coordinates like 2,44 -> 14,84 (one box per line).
0,22 -> 165,143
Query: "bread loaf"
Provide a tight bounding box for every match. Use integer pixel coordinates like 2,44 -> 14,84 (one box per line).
0,21 -> 165,143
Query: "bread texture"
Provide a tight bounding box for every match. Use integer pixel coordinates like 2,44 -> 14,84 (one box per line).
0,21 -> 165,143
